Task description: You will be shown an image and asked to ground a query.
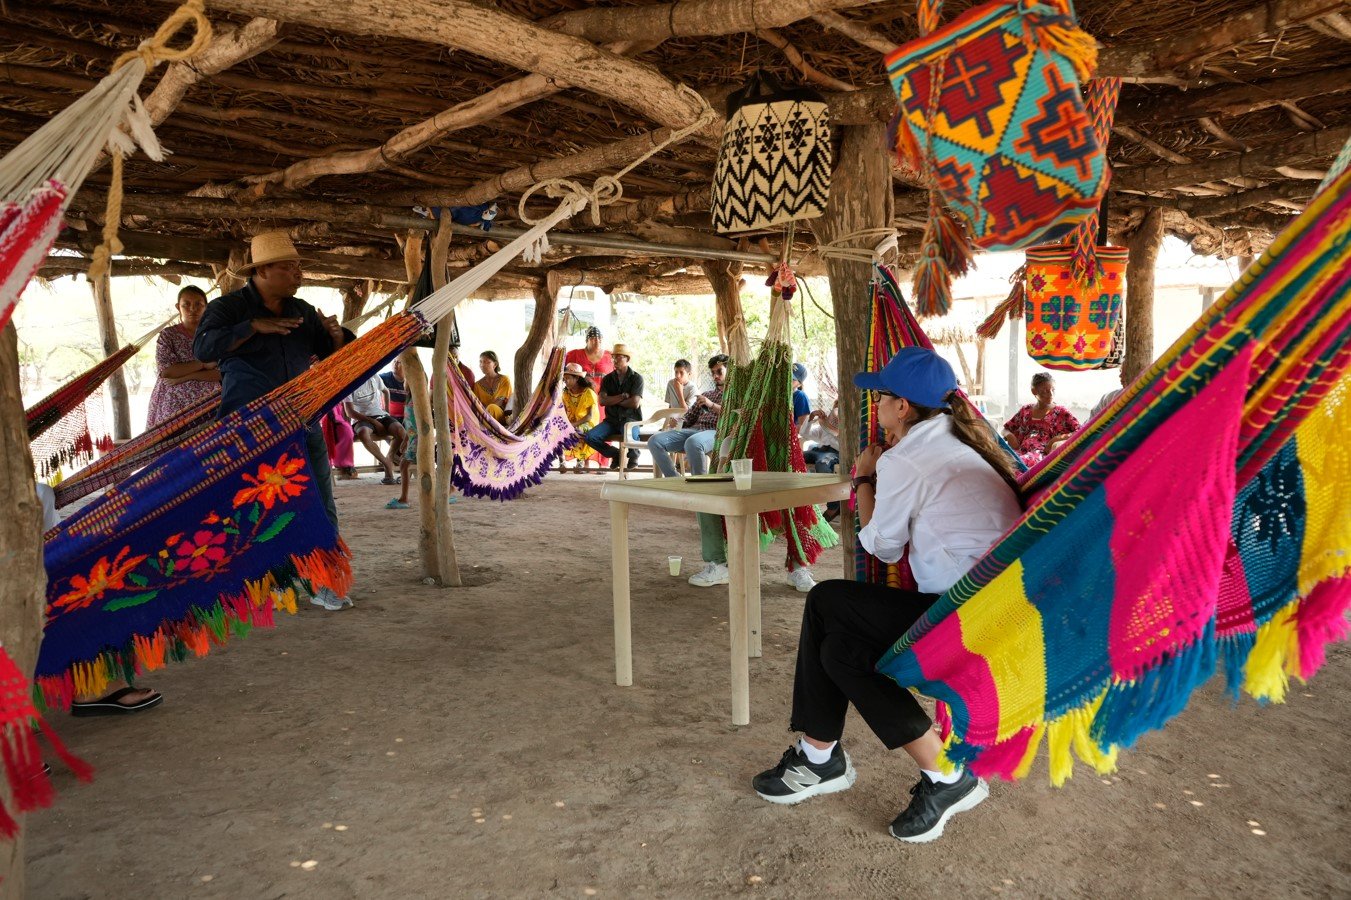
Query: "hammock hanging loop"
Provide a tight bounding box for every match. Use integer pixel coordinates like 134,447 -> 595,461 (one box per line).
110,0 -> 214,74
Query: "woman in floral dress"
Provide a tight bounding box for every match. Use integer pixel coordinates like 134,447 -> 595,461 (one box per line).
559,363 -> 601,472
1002,372 -> 1080,465
145,285 -> 221,429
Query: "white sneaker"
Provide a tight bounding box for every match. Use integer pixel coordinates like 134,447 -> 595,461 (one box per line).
788,567 -> 816,593
688,562 -> 730,587
310,588 -> 354,611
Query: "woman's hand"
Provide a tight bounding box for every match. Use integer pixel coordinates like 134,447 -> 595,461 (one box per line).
855,444 -> 884,477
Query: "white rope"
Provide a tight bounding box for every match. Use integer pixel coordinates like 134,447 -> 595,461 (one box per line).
803,226 -> 903,266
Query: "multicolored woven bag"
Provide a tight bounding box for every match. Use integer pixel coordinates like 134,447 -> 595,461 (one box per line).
1024,244 -> 1127,370
886,0 -> 1103,252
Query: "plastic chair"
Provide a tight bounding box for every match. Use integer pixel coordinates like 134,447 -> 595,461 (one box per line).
618,407 -> 686,480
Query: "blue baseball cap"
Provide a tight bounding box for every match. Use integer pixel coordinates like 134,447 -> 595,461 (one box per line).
792,362 -> 808,383
853,347 -> 957,409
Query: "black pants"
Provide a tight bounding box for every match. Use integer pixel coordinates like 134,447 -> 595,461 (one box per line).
790,579 -> 937,750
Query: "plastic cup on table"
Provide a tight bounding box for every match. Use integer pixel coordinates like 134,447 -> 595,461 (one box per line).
668,556 -> 682,577
732,458 -> 752,491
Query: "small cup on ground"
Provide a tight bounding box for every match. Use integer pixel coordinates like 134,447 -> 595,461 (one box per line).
668,555 -> 682,577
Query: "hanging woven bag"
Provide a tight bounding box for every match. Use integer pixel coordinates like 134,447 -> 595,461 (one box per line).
886,0 -> 1104,252
711,70 -> 832,234
1024,244 -> 1127,370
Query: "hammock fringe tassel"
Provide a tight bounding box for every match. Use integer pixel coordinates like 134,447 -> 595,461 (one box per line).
35,540 -> 351,713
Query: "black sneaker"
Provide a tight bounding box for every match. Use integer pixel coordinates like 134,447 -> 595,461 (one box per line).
888,770 -> 988,843
752,744 -> 856,805
608,457 -> 621,470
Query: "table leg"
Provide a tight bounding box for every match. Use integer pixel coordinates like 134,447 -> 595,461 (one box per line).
740,513 -> 762,658
611,501 -> 632,687
725,514 -> 751,726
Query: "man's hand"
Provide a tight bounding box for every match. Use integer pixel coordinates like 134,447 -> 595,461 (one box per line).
855,444 -> 885,477
321,314 -> 344,346
252,316 -> 302,335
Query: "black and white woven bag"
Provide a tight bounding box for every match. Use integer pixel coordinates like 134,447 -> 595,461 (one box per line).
711,71 -> 832,234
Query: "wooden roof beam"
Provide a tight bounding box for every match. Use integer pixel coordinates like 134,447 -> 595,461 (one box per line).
1111,125 -> 1351,192
543,0 -> 884,43
1119,64 -> 1351,125
811,10 -> 895,54
1130,183 -> 1316,218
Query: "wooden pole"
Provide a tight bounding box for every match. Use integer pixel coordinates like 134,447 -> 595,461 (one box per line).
515,271 -> 560,413
428,214 -> 462,587
398,234 -> 440,581
1124,207 -> 1165,382
0,322 -> 48,893
89,273 -> 132,440
813,123 -> 893,578
705,259 -> 750,362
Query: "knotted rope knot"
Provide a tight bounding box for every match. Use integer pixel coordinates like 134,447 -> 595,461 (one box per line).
90,0 -> 212,283
809,227 -> 903,266
516,85 -> 716,228
110,0 -> 213,74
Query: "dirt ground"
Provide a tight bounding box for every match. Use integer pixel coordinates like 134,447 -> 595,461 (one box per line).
27,472 -> 1351,899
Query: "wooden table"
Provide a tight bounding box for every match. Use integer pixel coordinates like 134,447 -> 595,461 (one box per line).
601,473 -> 851,725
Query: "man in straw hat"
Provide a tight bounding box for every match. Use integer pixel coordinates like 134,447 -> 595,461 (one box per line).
582,343 -> 644,471
195,231 -> 353,611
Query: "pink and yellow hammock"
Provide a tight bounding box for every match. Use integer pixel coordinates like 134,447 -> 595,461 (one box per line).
868,162 -> 1351,785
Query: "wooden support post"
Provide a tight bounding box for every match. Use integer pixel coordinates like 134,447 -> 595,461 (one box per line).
0,322 -> 47,893
215,246 -> 248,295
429,214 -> 462,587
89,273 -> 132,441
705,259 -> 750,362
399,234 -> 440,581
1124,208 -> 1165,382
813,123 -> 893,578
340,281 -> 369,324
516,270 -> 560,413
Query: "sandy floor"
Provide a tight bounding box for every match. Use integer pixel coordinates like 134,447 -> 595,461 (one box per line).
28,473 -> 1351,898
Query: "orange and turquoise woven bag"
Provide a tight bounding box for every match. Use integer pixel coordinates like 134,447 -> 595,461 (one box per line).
886,0 -> 1104,253
1024,243 -> 1127,370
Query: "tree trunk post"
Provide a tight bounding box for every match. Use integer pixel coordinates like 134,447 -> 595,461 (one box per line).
812,123 -> 892,578
1124,207 -> 1164,382
515,271 -> 560,413
705,259 -> 750,362
89,273 -> 132,441
399,234 -> 440,581
0,322 -> 48,893
215,246 -> 249,295
428,213 -> 462,587
340,281 -> 369,323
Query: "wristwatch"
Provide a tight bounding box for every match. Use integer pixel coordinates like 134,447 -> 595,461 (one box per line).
851,475 -> 875,490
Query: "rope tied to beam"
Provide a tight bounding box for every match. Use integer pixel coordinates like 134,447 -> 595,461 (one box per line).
516,85 -> 717,238
88,0 -> 213,283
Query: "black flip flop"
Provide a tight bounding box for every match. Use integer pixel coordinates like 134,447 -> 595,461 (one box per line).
70,687 -> 164,717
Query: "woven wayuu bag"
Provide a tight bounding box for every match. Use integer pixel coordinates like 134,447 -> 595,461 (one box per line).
1023,243 -> 1127,370
886,0 -> 1104,254
711,70 -> 832,233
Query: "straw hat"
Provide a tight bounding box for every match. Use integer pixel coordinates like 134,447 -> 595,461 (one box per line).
242,231 -> 309,271
612,343 -> 633,361
561,362 -> 590,385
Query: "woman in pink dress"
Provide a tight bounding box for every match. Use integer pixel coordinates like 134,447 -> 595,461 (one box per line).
322,404 -> 358,479
145,285 -> 221,429
1002,372 -> 1080,465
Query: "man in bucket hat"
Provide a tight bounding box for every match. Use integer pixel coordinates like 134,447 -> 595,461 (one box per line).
194,231 -> 354,611
582,343 -> 644,470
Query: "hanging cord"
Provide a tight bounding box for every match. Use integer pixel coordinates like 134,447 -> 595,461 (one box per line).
88,0 -> 213,283
804,227 -> 902,266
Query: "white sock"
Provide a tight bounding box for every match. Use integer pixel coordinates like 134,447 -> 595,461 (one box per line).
799,738 -> 835,765
921,767 -> 963,785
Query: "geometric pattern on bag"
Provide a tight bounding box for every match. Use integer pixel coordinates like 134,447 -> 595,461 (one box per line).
1096,310 -> 1126,370
886,0 -> 1106,251
712,72 -> 832,233
1024,244 -> 1127,370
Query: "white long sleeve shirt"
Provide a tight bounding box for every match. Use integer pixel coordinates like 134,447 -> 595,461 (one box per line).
857,415 -> 1022,594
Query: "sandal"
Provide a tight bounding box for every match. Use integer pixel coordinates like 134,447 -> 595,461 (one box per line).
385,498 -> 410,509
380,475 -> 398,485
71,687 -> 163,717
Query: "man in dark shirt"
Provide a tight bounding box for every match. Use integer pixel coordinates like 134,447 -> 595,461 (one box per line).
582,343 -> 644,470
194,232 -> 351,610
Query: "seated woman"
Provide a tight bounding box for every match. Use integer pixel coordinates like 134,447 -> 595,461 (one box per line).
800,398 -> 842,521
473,350 -> 512,423
750,347 -> 1023,844
145,285 -> 221,429
1002,372 -> 1080,465
559,363 -> 602,473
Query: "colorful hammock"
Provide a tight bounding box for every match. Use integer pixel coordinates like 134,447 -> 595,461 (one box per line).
875,162 -> 1351,785
447,347 -> 578,500
713,284 -> 838,566
26,319 -> 172,478
36,197 -> 586,710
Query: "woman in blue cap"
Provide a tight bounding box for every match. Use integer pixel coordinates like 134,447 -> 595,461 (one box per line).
751,347 -> 1023,843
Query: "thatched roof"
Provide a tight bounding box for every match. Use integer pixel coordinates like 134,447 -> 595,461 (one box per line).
4,0 -> 1348,297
